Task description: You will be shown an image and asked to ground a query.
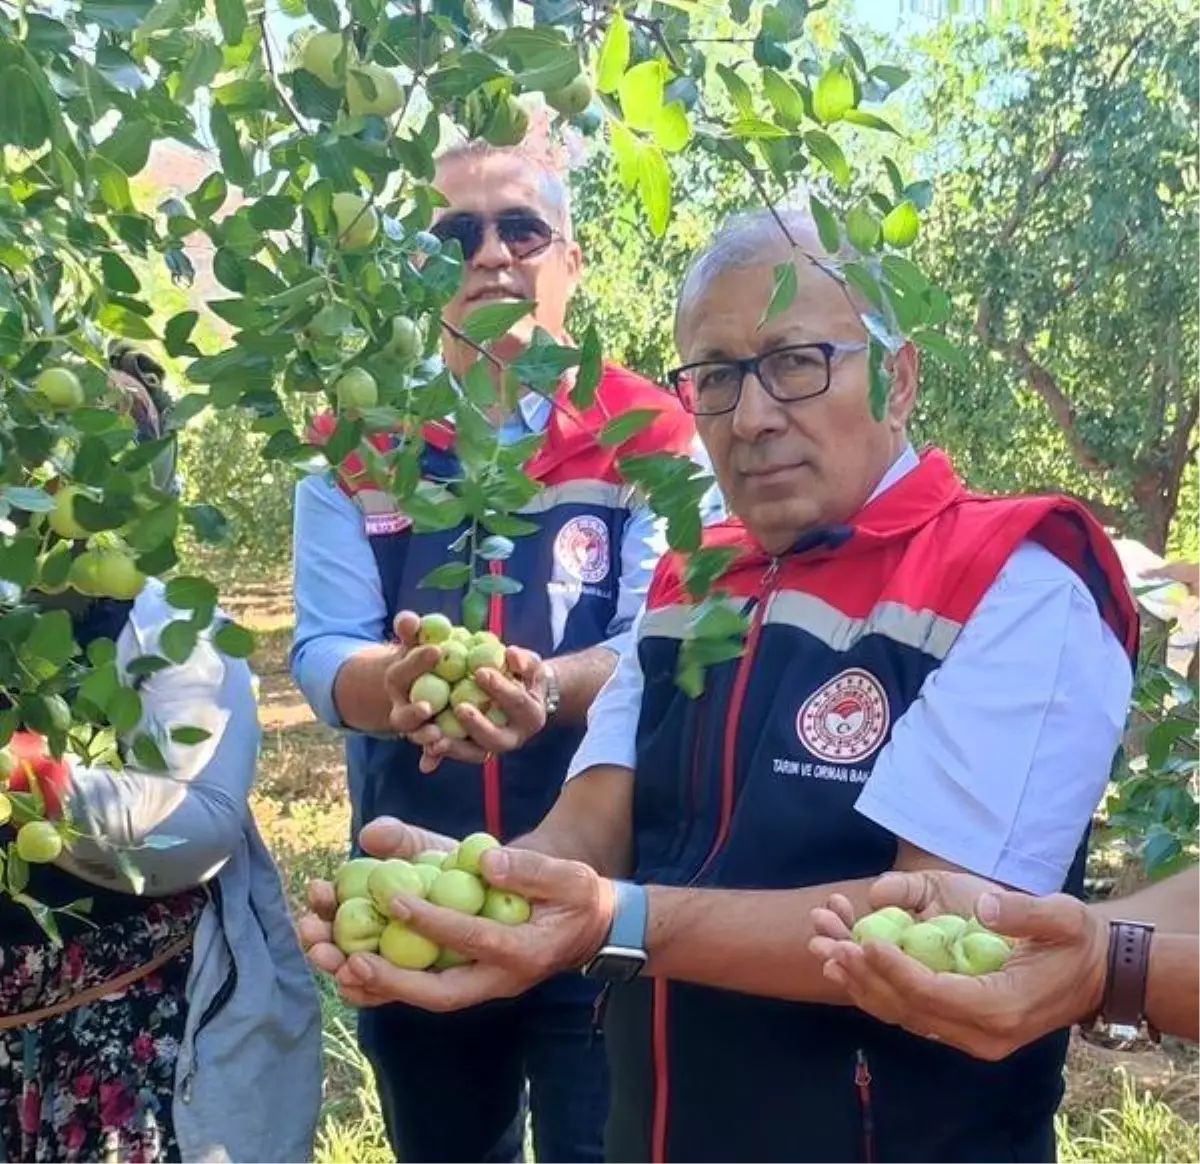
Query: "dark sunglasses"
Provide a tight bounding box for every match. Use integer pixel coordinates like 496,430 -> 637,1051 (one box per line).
430,210 -> 560,263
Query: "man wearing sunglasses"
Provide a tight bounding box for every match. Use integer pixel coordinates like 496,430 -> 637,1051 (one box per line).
291,142 -> 719,1164
299,205 -> 1139,1163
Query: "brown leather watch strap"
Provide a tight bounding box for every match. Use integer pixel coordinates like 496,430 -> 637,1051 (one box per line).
1099,920 -> 1155,1029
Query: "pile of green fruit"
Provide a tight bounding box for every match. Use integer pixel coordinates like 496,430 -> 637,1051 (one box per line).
852,907 -> 1014,976
409,614 -> 512,741
331,832 -> 530,970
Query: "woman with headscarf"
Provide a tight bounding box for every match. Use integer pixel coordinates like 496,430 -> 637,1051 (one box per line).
0,347 -> 323,1163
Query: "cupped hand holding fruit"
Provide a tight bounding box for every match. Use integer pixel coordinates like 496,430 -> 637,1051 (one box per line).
807,869 -> 1108,1060
385,610 -> 551,774
301,826 -> 612,1013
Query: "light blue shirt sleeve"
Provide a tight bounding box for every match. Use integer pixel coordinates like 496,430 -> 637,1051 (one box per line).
289,473 -> 389,728
854,541 -> 1133,895
58,582 -> 262,896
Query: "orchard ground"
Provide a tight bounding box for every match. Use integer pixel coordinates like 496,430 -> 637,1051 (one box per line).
226,573 -> 1199,1164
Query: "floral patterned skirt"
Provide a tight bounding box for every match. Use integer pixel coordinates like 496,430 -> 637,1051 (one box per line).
0,891 -> 205,1164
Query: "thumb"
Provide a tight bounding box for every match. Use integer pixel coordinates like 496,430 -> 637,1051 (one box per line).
359,816 -> 424,860
393,610 -> 421,648
975,890 -> 1087,943
480,846 -> 577,902
867,871 -> 933,913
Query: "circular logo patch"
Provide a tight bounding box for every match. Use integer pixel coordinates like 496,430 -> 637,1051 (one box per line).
554,515 -> 611,584
797,668 -> 890,764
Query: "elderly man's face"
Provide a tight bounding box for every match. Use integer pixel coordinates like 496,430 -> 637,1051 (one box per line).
676,256 -> 916,555
433,151 -> 581,381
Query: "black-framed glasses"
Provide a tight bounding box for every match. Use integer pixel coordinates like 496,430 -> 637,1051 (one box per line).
666,341 -> 868,416
430,210 -> 561,263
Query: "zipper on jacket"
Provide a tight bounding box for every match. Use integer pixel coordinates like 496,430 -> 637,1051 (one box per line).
690,556 -> 780,883
855,1048 -> 876,1164
181,882 -> 237,1104
482,560 -> 504,839
588,982 -> 612,1048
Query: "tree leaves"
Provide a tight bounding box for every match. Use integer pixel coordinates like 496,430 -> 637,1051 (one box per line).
461,300 -> 535,343
619,60 -> 665,133
596,9 -> 631,94
760,261 -> 798,328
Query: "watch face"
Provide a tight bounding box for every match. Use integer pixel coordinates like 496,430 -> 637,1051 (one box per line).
583,950 -> 647,984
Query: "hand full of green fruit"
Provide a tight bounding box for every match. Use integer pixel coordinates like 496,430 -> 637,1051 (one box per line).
851,906 -> 1014,976
329,833 -> 531,971
409,614 -> 512,741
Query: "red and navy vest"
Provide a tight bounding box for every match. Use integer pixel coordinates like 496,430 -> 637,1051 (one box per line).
314,364 -> 697,845
604,449 -> 1137,1164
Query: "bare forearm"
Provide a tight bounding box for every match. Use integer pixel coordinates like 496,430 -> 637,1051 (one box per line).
1093,866 -> 1199,933
510,766 -> 633,878
1144,934 -> 1199,1041
332,645 -> 402,733
644,881 -> 868,1003
548,646 -> 618,723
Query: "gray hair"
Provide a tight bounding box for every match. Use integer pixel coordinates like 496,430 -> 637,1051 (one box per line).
434,140 -> 574,239
675,206 -> 894,346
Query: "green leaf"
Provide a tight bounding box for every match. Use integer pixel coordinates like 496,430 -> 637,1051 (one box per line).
596,9 -> 631,94
0,41 -> 58,150
96,118 -> 154,176
165,575 -> 219,611
517,47 -> 580,93
807,194 -> 841,253
843,109 -> 899,135
419,562 -> 472,590
209,103 -> 250,187
100,252 -> 141,293
839,32 -> 867,74
461,300 -> 535,344
571,324 -> 603,411
731,117 -> 788,139
867,337 -> 888,422
213,622 -> 255,658
636,145 -> 671,239
762,68 -> 805,128
909,329 -> 967,370
3,486 -> 55,513
903,180 -> 934,211
870,65 -> 910,91
183,504 -> 229,544
160,619 -> 199,664
24,610 -> 77,669
715,63 -> 754,117
107,685 -> 144,734
600,409 -> 661,447
96,302 -> 156,340
132,732 -> 169,773
126,654 -> 172,678
478,536 -> 515,561
474,572 -> 523,597
178,35 -> 223,104
461,588 -> 488,633
508,337 -> 580,392
805,129 -> 850,189
91,156 -> 133,212
164,311 -> 200,358
170,725 -> 212,745
619,60 -> 665,133
760,261 -> 798,328
188,172 -> 228,221
215,0 -> 247,45
653,103 -> 691,152
882,157 -> 905,200
608,119 -> 642,192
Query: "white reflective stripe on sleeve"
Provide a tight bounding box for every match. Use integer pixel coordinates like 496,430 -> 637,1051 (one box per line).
766,592 -> 963,660
638,598 -> 747,641
518,479 -> 635,513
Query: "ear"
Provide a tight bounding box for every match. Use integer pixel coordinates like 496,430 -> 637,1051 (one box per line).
563,237 -> 583,291
885,341 -> 919,431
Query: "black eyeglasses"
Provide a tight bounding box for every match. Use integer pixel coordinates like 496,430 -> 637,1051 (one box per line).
430,210 -> 560,263
666,342 -> 868,416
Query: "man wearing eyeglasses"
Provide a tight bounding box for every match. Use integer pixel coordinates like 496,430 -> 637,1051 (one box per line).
299,205 -> 1140,1162
290,141 -> 719,1164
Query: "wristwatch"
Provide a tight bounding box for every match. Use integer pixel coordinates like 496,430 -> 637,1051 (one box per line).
542,662 -> 562,721
1081,919 -> 1159,1051
582,880 -> 648,983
